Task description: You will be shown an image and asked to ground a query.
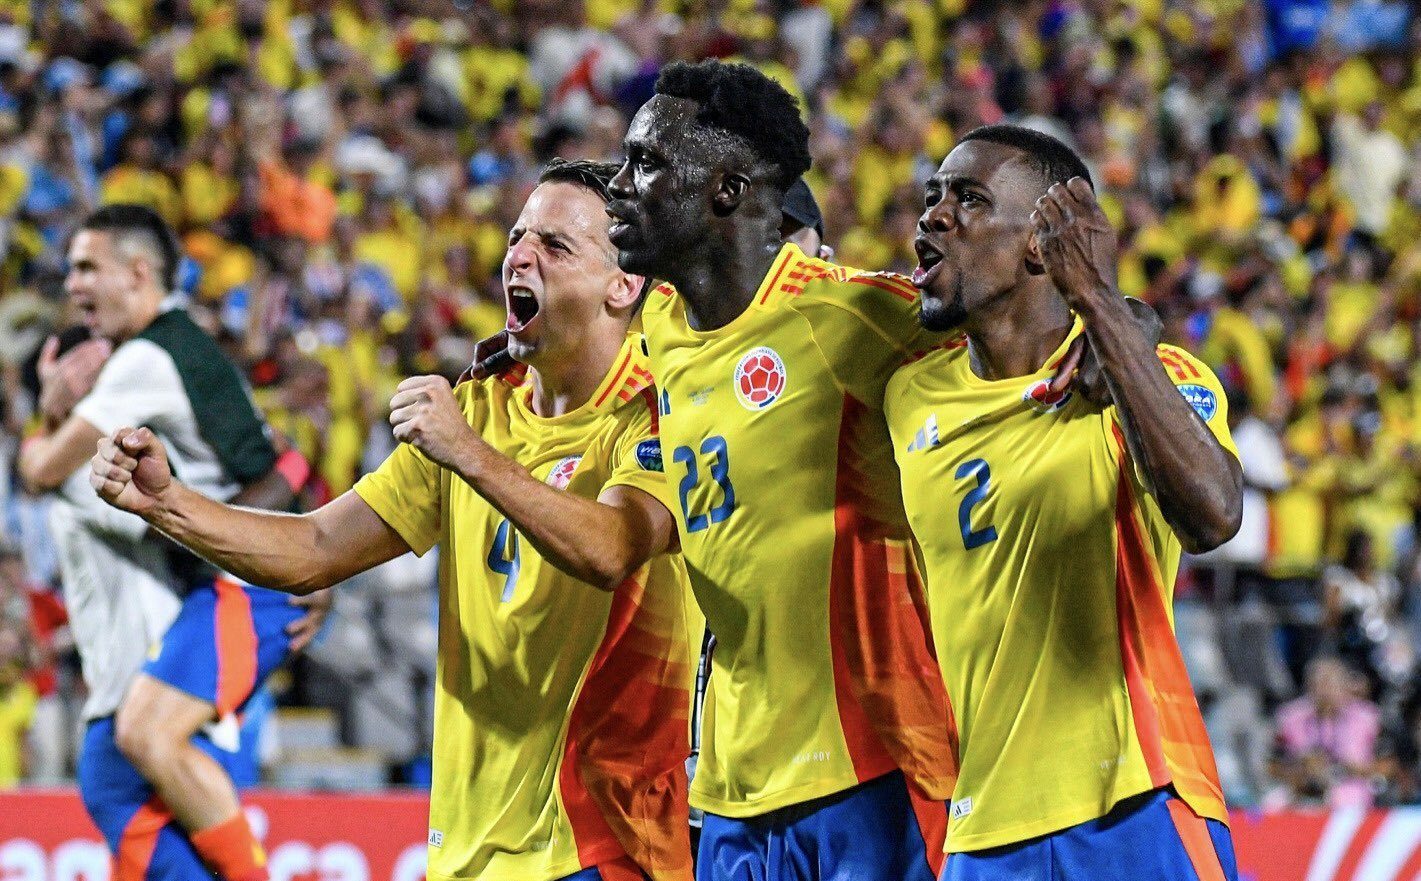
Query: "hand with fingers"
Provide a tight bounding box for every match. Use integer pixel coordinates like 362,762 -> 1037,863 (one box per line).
1031,177 -> 1120,314
37,335 -> 113,426
1048,297 -> 1163,405
389,375 -> 482,472
89,427 -> 174,517
457,330 -> 513,384
287,587 -> 334,653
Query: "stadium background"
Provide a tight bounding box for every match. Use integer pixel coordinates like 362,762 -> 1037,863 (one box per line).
0,0 -> 1416,877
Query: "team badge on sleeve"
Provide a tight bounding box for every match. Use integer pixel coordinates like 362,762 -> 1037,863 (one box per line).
546,456 -> 582,489
634,439 -> 663,472
734,347 -> 787,410
1176,384 -> 1218,421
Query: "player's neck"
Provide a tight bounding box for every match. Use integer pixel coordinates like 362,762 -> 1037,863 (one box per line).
524,331 -> 626,418
671,235 -> 782,333
964,287 -> 1074,381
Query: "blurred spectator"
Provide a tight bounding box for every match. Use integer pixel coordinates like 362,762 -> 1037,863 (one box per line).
0,616 -> 35,787
1271,656 -> 1382,808
0,539 -> 68,782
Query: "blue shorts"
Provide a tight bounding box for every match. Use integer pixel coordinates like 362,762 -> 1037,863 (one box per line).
78,716 -> 254,880
940,789 -> 1238,881
143,577 -> 303,715
560,856 -> 651,880
79,578 -> 300,879
698,771 -> 946,881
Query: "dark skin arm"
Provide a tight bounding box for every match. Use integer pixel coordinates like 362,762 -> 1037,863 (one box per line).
1033,177 -> 1242,552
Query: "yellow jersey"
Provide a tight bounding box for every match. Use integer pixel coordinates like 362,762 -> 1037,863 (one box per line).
641,243 -> 957,818
886,323 -> 1237,852
353,334 -> 696,881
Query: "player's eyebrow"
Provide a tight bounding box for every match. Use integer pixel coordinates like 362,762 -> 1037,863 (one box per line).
941,174 -> 990,192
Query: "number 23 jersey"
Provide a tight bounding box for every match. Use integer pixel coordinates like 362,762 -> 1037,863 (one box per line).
642,243 -> 958,818
885,323 -> 1238,853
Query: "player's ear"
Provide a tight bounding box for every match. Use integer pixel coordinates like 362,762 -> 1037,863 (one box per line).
1025,227 -> 1047,276
712,171 -> 750,217
606,269 -> 644,312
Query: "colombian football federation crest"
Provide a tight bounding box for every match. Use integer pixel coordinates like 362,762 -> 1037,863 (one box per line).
734,347 -> 787,410
546,455 -> 581,489
1022,379 -> 1072,413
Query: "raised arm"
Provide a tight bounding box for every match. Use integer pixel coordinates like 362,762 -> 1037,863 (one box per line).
1034,178 -> 1242,552
91,427 -> 410,594
388,375 -> 677,591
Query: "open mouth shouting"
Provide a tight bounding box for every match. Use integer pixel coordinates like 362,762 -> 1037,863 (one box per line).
912,236 -> 945,289
605,204 -> 635,246
505,283 -> 541,335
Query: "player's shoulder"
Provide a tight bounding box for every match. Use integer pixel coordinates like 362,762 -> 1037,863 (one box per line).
790,256 -> 919,310
1154,343 -> 1228,426
886,336 -> 969,394
641,281 -> 678,319
603,339 -> 662,431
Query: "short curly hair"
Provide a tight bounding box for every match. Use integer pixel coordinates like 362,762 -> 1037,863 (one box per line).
654,60 -> 811,190
959,125 -> 1093,191
538,157 -> 620,202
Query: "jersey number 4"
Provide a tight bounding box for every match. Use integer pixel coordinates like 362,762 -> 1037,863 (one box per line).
955,458 -> 998,550
674,436 -> 736,533
487,518 -> 521,601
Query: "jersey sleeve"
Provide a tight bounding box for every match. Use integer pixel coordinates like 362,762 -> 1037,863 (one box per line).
602,389 -> 676,518
73,340 -> 183,437
352,381 -> 490,555
1152,344 -> 1239,459
796,271 -> 947,408
353,442 -> 442,555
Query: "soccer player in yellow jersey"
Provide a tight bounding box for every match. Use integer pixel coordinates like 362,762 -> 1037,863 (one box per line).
606,60 -> 957,880
88,160 -> 697,881
886,125 -> 1244,880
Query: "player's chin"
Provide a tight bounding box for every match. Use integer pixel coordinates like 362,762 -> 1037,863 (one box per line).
918,290 -> 966,332
505,333 -> 539,365
614,240 -> 670,279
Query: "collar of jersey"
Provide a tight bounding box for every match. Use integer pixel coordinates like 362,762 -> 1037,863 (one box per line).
952,314 -> 1086,388
513,332 -> 646,425
670,242 -> 803,340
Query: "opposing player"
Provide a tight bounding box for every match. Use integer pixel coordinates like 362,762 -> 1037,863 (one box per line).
18,204 -> 324,881
886,125 -> 1243,879
606,60 -> 956,880
91,160 -> 697,881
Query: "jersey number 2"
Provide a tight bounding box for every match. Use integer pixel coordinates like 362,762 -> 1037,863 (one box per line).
673,436 -> 736,533
955,458 -> 998,550
487,518 -> 521,601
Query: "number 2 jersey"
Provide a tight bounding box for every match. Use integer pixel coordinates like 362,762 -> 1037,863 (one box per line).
353,332 -> 697,881
885,321 -> 1238,853
641,242 -> 958,817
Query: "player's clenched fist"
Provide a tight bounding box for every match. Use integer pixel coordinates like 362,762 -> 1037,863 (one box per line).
388,375 -> 478,471
89,427 -> 174,516
1031,177 -> 1119,312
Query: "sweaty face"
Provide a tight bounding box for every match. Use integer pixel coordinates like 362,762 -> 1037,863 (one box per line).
913,141 -> 1045,331
64,230 -> 153,342
501,181 -> 626,365
607,95 -> 717,279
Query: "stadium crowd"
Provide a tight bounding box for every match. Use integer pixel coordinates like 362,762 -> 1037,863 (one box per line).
0,0 -> 1416,812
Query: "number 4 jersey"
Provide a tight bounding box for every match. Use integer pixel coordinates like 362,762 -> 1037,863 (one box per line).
641,242 -> 958,818
885,321 -> 1238,853
353,332 -> 699,881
